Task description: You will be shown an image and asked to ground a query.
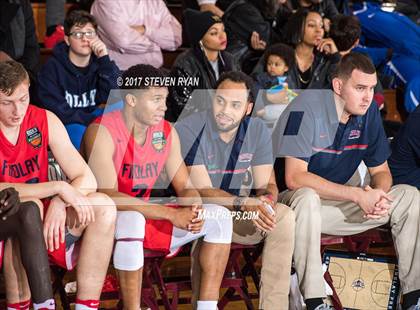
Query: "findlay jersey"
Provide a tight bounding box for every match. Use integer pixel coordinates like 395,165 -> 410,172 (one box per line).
94,110 -> 174,252
0,105 -> 49,185
0,105 -> 49,269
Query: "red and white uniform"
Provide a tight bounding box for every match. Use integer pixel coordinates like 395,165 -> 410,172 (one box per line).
0,105 -> 77,269
94,110 -> 174,252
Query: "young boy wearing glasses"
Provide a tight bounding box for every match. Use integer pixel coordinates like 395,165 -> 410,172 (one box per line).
37,10 -> 120,149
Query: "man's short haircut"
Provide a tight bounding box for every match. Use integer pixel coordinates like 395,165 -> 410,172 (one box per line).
64,10 -> 97,35
120,64 -> 167,91
0,61 -> 29,96
284,9 -> 320,48
216,71 -> 256,103
263,43 -> 295,69
333,52 -> 376,80
330,15 -> 361,52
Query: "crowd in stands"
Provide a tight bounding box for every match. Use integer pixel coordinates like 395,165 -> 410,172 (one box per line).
1,0 -> 420,310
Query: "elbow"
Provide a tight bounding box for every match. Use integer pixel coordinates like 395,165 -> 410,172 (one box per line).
285,174 -> 300,191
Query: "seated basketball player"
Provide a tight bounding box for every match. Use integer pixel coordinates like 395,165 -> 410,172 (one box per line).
0,187 -> 55,310
0,60 -> 116,310
82,64 -> 232,310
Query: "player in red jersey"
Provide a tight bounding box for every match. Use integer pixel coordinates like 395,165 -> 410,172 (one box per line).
0,60 -> 116,310
82,64 -> 232,310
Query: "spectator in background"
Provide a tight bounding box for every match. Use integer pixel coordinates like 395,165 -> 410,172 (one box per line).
44,0 -> 66,49
0,0 -> 40,101
167,9 -> 239,122
37,10 -> 119,150
284,9 -> 340,90
389,102 -> 420,188
252,43 -> 296,121
91,0 -> 182,70
184,0 -> 234,17
289,0 -> 339,32
222,0 -> 283,73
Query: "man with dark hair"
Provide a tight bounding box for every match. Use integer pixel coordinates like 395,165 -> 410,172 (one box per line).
273,52 -> 420,310
0,60 -> 116,310
82,64 -> 232,310
37,10 -> 119,149
175,71 -> 295,310
329,15 -> 361,52
0,187 -> 55,310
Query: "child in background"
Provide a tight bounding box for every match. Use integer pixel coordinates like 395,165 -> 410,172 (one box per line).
253,43 -> 296,122
37,10 -> 120,149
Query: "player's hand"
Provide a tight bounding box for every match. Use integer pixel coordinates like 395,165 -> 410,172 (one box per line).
250,31 -> 267,50
44,196 -> 67,251
89,37 -> 108,58
0,187 -> 20,220
356,185 -> 392,218
323,18 -> 331,33
170,204 -> 203,233
316,38 -> 338,55
58,182 -> 95,226
243,197 -> 275,232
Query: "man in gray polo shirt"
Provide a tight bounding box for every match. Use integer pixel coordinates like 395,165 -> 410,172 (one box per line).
175,71 -> 295,310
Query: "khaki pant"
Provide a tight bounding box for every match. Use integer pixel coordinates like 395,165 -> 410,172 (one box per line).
191,204 -> 295,310
280,185 -> 420,299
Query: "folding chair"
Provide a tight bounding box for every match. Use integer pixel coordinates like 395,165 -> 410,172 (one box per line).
218,243 -> 264,310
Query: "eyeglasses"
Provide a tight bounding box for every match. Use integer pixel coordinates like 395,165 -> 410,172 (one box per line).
69,31 -> 97,39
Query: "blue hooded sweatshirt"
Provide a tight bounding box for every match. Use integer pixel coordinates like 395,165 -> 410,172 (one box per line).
37,42 -> 120,125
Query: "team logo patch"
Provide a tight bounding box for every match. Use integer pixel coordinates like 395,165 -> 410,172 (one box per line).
26,127 -> 42,148
349,130 -> 361,140
238,153 -> 253,162
152,131 -> 166,152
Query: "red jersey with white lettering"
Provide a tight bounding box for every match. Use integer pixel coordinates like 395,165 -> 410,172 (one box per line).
94,110 -> 174,252
0,105 -> 76,270
0,105 -> 49,185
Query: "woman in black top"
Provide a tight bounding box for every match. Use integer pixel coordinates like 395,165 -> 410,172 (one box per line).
222,0 -> 284,73
166,9 -> 238,122
284,9 -> 340,90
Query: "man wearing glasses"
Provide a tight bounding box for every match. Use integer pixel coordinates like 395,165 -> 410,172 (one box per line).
37,10 -> 120,150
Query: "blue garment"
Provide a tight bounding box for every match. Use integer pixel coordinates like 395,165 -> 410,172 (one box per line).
273,89 -> 390,185
353,2 -> 420,60
389,104 -> 420,188
37,42 -> 120,125
175,111 -> 273,195
381,54 -> 420,112
65,101 -> 124,150
254,72 -> 287,106
353,45 -> 389,67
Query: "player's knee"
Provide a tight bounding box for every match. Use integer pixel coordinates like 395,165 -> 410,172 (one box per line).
115,211 -> 145,239
202,204 -> 232,244
114,211 -> 145,271
90,193 -> 117,226
18,200 -> 42,224
21,197 -> 43,218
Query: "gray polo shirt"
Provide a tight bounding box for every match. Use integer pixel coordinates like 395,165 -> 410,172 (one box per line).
175,110 -> 273,195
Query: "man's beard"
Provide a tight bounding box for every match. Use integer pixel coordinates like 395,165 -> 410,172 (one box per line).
215,113 -> 244,132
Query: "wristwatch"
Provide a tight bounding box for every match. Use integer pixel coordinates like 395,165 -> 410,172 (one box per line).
233,196 -> 246,212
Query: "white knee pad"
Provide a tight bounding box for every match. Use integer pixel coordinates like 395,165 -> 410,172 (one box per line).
113,211 -> 146,271
201,204 -> 233,244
